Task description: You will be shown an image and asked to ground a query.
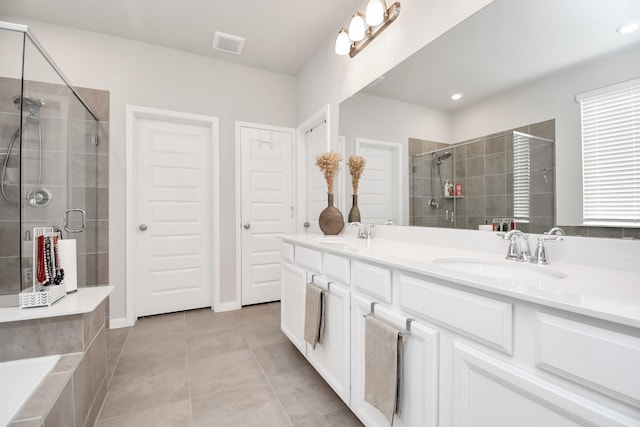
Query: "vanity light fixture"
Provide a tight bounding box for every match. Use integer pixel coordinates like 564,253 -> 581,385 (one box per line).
451,93 -> 464,101
334,1 -> 401,58
616,22 -> 639,34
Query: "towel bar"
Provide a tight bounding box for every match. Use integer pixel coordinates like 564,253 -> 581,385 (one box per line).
363,301 -> 413,335
310,274 -> 331,291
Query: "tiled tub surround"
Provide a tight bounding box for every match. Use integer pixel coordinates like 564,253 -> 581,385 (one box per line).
0,287 -> 112,426
0,77 -> 110,296
410,119 -> 555,233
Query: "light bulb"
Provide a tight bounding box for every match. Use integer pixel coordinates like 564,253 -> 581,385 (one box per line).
451,93 -> 463,101
366,0 -> 386,26
335,29 -> 351,56
348,13 -> 366,42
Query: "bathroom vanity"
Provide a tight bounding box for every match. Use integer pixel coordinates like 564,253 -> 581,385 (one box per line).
280,230 -> 640,427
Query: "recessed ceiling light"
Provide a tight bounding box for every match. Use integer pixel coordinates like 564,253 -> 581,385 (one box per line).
451,93 -> 463,101
617,22 -> 639,34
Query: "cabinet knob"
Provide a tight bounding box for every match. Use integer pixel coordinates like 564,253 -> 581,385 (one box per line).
243,223 -> 251,230
139,224 -> 148,231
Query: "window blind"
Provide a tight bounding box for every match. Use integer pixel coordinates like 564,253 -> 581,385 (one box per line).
579,79 -> 640,225
513,132 -> 530,222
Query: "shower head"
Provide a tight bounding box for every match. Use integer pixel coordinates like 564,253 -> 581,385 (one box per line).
433,151 -> 452,165
12,95 -> 45,118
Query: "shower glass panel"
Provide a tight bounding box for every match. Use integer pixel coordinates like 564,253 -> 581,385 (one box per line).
0,22 -> 100,304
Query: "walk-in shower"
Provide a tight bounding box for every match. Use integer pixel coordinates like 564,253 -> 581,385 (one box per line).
410,126 -> 556,231
0,20 -> 108,306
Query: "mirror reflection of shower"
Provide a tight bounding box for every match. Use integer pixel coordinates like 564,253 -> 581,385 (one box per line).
1,95 -> 52,207
428,151 -> 452,208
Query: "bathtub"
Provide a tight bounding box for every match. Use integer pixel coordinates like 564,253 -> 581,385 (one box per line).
0,355 -> 60,427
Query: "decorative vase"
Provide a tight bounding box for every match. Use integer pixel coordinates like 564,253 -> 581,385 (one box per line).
348,194 -> 361,223
319,193 -> 344,235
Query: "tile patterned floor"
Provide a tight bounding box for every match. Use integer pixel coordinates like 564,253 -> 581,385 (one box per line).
96,303 -> 363,427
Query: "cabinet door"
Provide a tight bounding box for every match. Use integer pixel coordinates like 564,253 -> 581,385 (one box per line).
452,341 -> 637,427
281,262 -> 306,353
351,295 -> 439,427
306,279 -> 351,404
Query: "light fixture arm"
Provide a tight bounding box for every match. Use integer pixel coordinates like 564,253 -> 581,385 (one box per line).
349,2 -> 401,58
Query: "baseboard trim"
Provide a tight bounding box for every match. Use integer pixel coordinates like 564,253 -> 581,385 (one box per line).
109,317 -> 131,329
214,301 -> 241,313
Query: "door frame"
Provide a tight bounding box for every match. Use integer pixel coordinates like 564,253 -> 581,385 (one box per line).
355,137 -> 407,225
235,121 -> 295,307
295,105 -> 330,234
125,105 -> 220,326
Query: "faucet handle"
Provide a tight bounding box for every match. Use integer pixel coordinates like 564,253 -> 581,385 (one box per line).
532,234 -> 563,265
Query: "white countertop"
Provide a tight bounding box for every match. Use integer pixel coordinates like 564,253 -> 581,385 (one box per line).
0,286 -> 113,323
282,235 -> 640,328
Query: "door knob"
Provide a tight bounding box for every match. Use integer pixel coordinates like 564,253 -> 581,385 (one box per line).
243,223 -> 251,230
139,224 -> 148,231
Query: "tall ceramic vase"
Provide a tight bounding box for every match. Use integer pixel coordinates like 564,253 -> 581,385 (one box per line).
319,193 -> 344,235
348,194 -> 361,223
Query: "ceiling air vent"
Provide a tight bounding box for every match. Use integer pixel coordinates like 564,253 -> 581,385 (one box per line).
212,31 -> 245,55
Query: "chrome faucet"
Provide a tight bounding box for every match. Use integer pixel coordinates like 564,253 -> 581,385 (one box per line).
501,229 -> 530,262
349,222 -> 375,240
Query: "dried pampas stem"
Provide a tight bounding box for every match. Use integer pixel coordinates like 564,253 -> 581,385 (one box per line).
348,155 -> 366,194
316,151 -> 342,194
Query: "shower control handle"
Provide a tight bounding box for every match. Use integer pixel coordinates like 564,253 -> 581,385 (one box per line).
243,223 -> 251,230
64,208 -> 86,233
139,224 -> 148,231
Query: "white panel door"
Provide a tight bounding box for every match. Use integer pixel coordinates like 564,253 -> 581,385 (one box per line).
356,138 -> 402,224
240,125 -> 293,305
134,116 -> 213,317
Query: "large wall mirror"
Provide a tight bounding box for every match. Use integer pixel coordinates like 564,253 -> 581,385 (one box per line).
339,0 -> 640,237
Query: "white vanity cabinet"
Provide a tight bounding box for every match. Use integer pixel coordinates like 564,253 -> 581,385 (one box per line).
280,242 -> 352,403
305,275 -> 351,404
350,295 -> 439,427
280,236 -> 640,426
280,260 -> 306,353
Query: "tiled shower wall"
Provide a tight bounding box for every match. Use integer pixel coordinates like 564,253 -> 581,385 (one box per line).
0,77 -> 109,295
411,120 -> 555,233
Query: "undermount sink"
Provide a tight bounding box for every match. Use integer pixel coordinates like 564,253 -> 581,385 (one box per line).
433,258 -> 567,281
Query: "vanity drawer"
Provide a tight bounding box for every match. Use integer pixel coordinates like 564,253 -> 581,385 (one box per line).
352,261 -> 392,303
323,253 -> 350,285
295,245 -> 323,273
535,313 -> 640,407
282,241 -> 294,263
399,274 -> 513,354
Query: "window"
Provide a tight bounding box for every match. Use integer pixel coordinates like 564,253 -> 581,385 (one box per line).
578,79 -> 640,226
513,132 -> 531,223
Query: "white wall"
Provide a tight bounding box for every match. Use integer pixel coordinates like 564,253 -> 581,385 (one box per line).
296,0 -> 494,145
1,15 -> 297,321
450,44 -> 640,225
339,93 -> 451,149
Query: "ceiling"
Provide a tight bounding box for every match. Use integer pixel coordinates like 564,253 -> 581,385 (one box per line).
0,0 -> 364,75
362,0 -> 640,112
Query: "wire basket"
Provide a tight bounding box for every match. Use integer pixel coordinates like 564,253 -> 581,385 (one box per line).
19,283 -> 66,308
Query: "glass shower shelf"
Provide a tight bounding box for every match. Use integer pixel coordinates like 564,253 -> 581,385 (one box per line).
444,195 -> 465,199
